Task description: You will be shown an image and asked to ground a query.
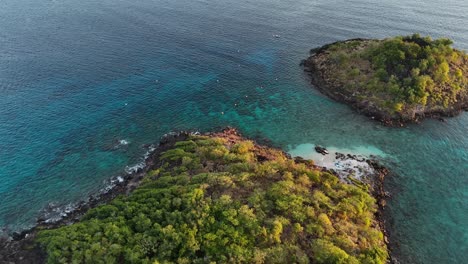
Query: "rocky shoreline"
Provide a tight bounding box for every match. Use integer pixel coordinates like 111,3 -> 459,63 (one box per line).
0,128 -> 395,263
301,39 -> 468,126
0,131 -> 194,263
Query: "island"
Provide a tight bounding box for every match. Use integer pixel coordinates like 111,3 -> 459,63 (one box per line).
1,128 -> 389,263
301,34 -> 468,125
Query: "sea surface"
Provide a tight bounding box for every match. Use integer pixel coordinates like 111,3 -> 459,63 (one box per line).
1,0 -> 467,262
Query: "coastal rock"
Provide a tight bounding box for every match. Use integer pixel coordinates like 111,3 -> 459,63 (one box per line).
314,145 -> 329,155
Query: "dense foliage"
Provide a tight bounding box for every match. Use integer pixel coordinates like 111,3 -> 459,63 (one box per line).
37,134 -> 387,263
325,34 -> 467,114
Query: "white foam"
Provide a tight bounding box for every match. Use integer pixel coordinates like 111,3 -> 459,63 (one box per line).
40,202 -> 79,224
119,139 -> 129,145
144,144 -> 156,159
124,144 -> 157,174
125,163 -> 145,174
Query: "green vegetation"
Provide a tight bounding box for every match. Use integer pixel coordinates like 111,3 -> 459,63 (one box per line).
37,134 -> 387,263
314,34 -> 467,119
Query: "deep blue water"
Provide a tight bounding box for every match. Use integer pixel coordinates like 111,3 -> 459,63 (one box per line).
1,0 -> 467,262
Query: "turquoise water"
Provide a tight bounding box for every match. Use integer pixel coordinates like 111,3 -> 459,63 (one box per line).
1,0 -> 467,262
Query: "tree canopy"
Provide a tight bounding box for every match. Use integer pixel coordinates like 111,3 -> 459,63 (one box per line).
37,134 -> 388,263
316,34 -> 467,118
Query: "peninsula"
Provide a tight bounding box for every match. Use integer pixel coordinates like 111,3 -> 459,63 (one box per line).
1,128 -> 389,263
302,34 -> 468,125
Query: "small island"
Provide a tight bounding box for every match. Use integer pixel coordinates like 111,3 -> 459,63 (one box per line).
1,128 -> 389,263
302,34 -> 468,125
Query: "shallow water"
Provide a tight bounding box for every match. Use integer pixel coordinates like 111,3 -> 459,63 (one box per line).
0,0 -> 467,262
